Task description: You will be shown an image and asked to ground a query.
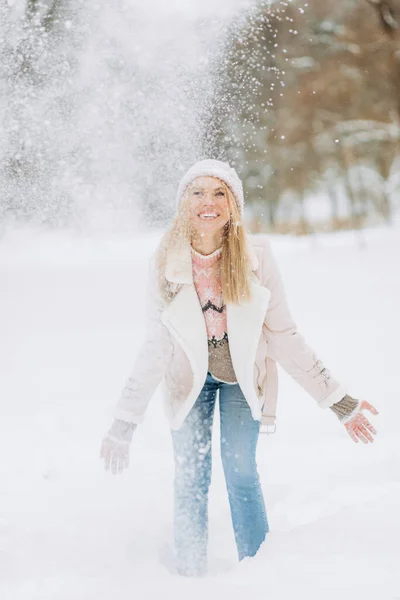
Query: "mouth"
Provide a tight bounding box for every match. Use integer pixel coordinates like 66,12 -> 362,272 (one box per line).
198,212 -> 221,220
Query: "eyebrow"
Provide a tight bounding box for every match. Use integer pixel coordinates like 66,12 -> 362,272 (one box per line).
191,186 -> 225,191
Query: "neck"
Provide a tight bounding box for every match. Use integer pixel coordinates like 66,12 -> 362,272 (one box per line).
191,231 -> 223,256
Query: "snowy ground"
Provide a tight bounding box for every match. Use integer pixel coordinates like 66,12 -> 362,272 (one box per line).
0,224 -> 399,600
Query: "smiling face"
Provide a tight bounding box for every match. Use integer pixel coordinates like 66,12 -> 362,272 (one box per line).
187,176 -> 231,236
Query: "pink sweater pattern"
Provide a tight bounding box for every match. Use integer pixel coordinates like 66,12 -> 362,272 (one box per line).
190,246 -> 226,344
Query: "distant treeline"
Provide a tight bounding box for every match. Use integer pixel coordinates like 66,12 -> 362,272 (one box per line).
205,0 -> 400,233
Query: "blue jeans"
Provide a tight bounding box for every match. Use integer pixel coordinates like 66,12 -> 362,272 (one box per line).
171,372 -> 269,576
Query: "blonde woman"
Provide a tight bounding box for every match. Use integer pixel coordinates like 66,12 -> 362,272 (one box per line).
100,159 -> 378,577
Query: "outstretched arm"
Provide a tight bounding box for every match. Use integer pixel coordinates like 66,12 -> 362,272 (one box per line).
100,255 -> 173,474
260,239 -> 378,442
261,239 -> 347,407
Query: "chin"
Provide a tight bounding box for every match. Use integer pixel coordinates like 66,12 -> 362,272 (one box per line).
196,223 -> 224,235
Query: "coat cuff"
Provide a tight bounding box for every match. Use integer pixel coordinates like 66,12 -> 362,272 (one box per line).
108,419 -> 137,443
317,385 -> 348,409
114,409 -> 145,424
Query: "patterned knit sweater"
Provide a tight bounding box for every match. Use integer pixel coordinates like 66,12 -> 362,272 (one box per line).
191,245 -> 237,383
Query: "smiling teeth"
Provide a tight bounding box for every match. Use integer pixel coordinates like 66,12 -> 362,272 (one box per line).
199,213 -> 218,218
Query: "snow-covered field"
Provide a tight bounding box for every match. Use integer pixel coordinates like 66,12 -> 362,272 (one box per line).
1,224 -> 399,600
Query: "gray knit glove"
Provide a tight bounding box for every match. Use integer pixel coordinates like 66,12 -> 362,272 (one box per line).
100,419 -> 137,475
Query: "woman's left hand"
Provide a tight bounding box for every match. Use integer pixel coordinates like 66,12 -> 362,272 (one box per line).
343,400 -> 379,444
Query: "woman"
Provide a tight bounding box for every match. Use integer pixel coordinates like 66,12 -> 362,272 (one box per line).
100,159 -> 378,577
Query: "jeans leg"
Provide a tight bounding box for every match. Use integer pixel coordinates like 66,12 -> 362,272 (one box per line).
219,381 -> 269,561
171,374 -> 218,576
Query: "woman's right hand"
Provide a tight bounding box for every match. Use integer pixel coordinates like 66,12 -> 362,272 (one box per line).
100,419 -> 136,474
100,435 -> 130,474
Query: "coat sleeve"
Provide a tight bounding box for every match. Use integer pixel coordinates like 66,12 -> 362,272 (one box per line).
261,239 -> 347,408
113,254 -> 173,424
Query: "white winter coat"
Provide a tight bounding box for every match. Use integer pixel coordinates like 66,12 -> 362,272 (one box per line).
114,235 -> 347,430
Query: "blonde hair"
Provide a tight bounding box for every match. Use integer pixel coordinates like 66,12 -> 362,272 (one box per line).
155,179 -> 252,304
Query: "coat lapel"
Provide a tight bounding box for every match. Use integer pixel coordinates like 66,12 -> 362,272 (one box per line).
161,284 -> 209,384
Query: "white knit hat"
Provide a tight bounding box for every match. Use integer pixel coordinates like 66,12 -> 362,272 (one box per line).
176,159 -> 244,214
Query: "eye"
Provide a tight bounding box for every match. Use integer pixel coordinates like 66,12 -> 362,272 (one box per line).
215,191 -> 225,196
192,190 -> 203,196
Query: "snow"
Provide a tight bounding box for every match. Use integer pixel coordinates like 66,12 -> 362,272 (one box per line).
1,223 -> 399,599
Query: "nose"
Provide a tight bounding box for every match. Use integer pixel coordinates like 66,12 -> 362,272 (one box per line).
202,191 -> 215,205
